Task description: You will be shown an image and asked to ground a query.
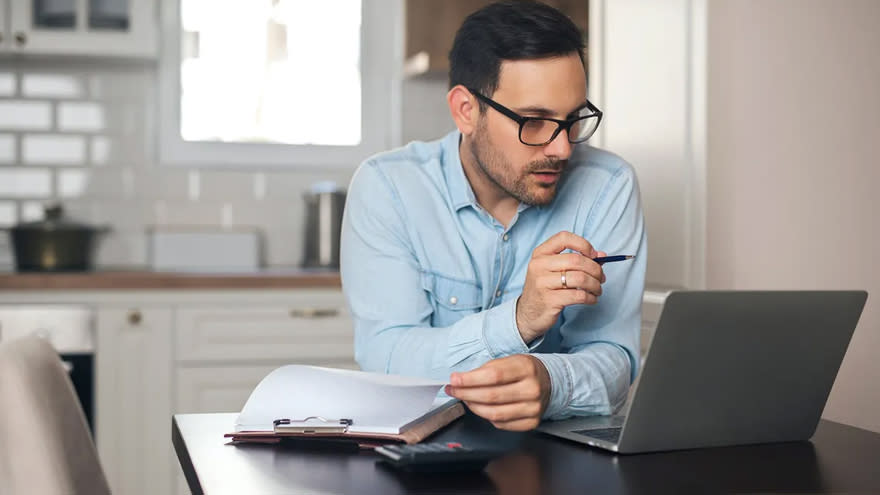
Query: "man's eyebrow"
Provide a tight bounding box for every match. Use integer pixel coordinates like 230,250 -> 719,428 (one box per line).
514,101 -> 589,118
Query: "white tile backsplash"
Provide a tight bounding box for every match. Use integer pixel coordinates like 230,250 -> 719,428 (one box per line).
0,73 -> 15,96
57,102 -> 105,132
0,201 -> 16,227
0,135 -> 15,163
22,134 -> 87,165
263,228 -> 303,267
199,171 -> 262,201
20,201 -> 47,221
0,101 -> 52,130
0,61 -> 443,268
94,230 -> 147,268
91,135 -> 110,165
22,74 -> 83,98
0,169 -> 52,198
57,168 -> 89,198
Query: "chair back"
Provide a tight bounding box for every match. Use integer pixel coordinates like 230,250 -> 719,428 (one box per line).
0,336 -> 111,495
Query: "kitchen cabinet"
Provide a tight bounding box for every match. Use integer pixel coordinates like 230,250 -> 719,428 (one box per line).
0,0 -> 156,58
95,306 -> 174,495
84,288 -> 356,495
404,0 -> 589,76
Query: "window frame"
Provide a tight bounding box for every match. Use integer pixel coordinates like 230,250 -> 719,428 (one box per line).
158,0 -> 401,168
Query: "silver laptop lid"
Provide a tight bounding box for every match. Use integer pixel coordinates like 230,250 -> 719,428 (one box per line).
616,290 -> 867,453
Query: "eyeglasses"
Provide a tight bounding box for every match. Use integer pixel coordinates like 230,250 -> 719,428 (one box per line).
468,89 -> 603,146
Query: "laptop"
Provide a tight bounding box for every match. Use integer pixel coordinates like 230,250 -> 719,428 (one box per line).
537,290 -> 868,454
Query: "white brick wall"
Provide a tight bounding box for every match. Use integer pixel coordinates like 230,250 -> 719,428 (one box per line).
0,74 -> 15,97
0,169 -> 52,198
91,136 -> 110,165
58,168 -> 89,198
0,134 -> 15,163
20,201 -> 47,221
0,101 -> 52,130
58,102 -> 105,132
21,74 -> 83,98
22,134 -> 88,165
0,64 -> 356,269
0,201 -> 16,227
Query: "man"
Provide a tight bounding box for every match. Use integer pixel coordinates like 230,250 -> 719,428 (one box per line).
341,1 -> 646,431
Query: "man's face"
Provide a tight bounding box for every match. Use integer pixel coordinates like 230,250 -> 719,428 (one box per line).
469,53 -> 588,206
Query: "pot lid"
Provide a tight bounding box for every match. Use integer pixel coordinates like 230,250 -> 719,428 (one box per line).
13,204 -> 99,232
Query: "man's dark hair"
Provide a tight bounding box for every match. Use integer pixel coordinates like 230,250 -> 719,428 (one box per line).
448,1 -> 585,104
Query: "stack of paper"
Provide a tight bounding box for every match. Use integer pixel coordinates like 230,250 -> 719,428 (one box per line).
234,365 -> 459,437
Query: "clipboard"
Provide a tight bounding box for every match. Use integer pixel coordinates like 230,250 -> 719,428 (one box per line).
226,400 -> 464,446
273,417 -> 353,434
224,365 -> 465,447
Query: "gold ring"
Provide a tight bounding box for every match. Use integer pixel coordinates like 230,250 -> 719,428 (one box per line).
561,271 -> 568,289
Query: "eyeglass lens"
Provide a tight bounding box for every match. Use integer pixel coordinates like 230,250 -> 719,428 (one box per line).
520,116 -> 599,145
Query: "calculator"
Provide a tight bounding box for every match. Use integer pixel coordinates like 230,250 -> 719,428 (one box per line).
374,442 -> 500,472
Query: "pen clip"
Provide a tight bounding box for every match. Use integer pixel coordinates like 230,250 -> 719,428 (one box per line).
273,416 -> 353,434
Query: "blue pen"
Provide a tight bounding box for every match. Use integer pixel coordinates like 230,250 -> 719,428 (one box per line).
593,255 -> 635,265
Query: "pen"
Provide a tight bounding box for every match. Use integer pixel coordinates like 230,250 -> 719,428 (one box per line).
593,255 -> 635,265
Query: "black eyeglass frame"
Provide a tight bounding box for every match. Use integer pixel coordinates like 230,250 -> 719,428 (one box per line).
468,88 -> 604,146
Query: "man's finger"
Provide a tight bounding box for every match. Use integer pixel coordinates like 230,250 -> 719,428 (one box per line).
542,252 -> 604,279
463,401 -> 543,424
490,417 -> 542,432
449,360 -> 527,387
445,380 -> 541,404
532,231 -> 594,257
539,271 -> 603,295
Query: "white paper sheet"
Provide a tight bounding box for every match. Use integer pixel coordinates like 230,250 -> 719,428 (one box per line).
235,365 -> 448,434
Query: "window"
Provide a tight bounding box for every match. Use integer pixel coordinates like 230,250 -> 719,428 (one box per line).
159,0 -> 400,167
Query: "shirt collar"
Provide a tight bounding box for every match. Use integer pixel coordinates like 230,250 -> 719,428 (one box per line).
441,130 -> 535,215
442,131 -> 479,211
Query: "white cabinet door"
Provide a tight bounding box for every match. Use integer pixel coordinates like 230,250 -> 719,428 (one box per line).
7,0 -> 156,57
95,306 -> 173,495
175,290 -> 356,366
175,365 -> 278,414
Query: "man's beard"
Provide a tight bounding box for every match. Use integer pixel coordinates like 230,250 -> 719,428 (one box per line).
469,121 -> 566,206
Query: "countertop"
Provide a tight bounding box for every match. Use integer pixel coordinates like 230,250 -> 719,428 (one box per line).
0,269 -> 341,290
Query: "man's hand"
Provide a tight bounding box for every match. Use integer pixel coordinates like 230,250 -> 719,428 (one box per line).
516,231 -> 607,343
445,354 -> 551,431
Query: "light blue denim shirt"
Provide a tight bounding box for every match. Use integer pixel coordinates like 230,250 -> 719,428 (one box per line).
340,130 -> 647,419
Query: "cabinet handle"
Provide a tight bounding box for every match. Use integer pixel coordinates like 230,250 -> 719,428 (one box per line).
127,309 -> 143,326
289,307 -> 339,319
14,32 -> 27,46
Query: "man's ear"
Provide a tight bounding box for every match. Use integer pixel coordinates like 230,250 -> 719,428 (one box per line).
447,85 -> 480,136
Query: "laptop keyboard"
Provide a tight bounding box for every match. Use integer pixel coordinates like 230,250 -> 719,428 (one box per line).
573,427 -> 622,444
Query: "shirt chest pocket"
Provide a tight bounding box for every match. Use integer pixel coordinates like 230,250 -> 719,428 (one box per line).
421,273 -> 482,328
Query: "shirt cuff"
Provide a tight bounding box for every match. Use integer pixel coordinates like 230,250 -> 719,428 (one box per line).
531,353 -> 573,420
482,298 -> 533,357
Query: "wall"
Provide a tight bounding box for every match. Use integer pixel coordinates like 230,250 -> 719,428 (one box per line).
0,59 -> 450,270
707,0 -> 880,432
591,0 -> 705,290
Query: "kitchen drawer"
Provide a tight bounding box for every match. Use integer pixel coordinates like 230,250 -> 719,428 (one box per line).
175,291 -> 354,363
174,363 -> 360,414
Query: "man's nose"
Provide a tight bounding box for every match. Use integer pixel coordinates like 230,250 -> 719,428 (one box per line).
544,129 -> 573,160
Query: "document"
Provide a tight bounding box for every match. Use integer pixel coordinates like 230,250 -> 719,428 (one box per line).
232,365 -> 462,441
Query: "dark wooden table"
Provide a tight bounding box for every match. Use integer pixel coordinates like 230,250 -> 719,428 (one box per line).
173,413 -> 880,494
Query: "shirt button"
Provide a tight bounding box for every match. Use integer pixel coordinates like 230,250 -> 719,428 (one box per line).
503,234 -> 510,241
495,290 -> 502,298
449,296 -> 458,305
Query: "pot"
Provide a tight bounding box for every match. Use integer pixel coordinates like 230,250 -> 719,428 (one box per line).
4,204 -> 109,272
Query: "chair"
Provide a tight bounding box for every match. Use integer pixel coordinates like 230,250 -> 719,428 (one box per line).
0,336 -> 111,495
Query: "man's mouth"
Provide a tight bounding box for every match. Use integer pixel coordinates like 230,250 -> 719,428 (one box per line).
531,170 -> 561,184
